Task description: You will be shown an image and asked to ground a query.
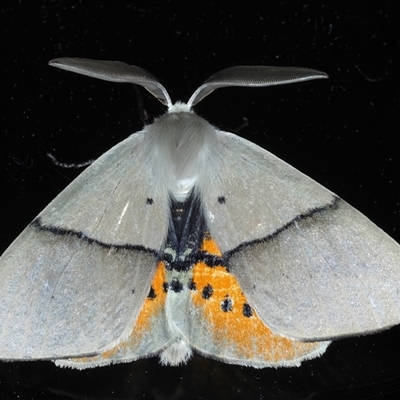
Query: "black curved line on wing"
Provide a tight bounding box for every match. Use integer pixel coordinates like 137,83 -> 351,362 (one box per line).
226,196 -> 341,260
31,217 -> 159,256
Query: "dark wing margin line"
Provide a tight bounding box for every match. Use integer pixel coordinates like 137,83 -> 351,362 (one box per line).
31,217 -> 159,256
226,196 -> 341,260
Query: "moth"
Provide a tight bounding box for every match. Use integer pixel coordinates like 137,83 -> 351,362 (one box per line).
0,58 -> 399,369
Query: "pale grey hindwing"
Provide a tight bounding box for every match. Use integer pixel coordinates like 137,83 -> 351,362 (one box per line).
202,130 -> 400,341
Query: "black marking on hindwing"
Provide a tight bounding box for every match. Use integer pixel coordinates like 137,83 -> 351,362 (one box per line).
221,296 -> 233,312
202,284 -> 213,300
243,303 -> 253,318
148,286 -> 156,299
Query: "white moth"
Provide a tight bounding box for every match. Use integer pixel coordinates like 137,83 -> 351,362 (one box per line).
0,58 -> 399,370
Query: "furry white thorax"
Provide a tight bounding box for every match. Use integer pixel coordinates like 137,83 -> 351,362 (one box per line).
141,102 -> 223,202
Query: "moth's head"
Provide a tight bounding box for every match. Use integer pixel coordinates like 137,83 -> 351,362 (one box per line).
168,102 -> 192,114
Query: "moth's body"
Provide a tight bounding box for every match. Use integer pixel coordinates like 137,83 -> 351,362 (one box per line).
143,103 -> 222,203
1,58 -> 399,369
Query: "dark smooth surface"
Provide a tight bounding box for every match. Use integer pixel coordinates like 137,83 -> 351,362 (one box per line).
1,2 -> 399,399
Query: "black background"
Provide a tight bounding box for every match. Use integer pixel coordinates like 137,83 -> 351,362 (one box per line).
1,2 -> 400,399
